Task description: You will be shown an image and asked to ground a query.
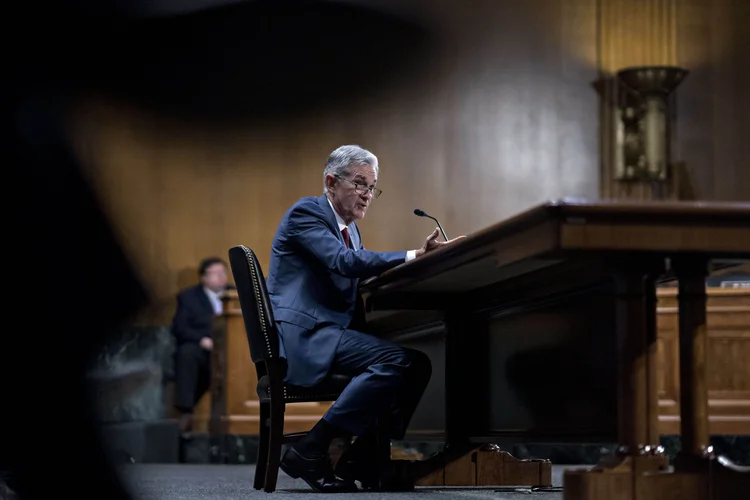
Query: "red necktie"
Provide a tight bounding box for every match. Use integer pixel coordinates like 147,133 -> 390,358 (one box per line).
341,227 -> 351,248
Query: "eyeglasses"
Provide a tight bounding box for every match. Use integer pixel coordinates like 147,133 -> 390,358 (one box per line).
335,175 -> 382,198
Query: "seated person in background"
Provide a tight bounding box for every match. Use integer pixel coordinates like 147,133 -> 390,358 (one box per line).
267,145 -> 463,492
171,256 -> 233,434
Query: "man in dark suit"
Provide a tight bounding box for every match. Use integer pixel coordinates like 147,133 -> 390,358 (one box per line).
267,145 -> 463,492
171,256 -> 232,433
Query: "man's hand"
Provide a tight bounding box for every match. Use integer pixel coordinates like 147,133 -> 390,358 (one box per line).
199,337 -> 213,351
415,227 -> 466,258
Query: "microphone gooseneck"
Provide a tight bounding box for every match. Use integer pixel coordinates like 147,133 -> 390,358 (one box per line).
413,208 -> 448,241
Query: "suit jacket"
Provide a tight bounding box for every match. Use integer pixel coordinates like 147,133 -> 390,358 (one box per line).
266,194 -> 406,387
171,284 -> 234,345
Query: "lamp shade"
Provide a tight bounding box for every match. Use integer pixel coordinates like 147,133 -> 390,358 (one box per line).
617,66 -> 689,96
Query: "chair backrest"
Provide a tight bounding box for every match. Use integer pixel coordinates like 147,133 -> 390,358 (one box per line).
228,245 -> 279,364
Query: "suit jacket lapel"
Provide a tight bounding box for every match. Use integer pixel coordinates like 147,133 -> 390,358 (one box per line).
317,194 -> 345,244
348,222 -> 361,250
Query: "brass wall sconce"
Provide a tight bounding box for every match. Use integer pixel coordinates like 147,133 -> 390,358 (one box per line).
613,66 -> 689,182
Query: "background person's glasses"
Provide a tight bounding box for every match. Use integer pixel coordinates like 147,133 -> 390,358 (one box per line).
335,175 -> 382,198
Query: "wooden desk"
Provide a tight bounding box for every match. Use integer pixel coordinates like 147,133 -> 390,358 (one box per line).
360,199 -> 750,499
193,287 -> 750,441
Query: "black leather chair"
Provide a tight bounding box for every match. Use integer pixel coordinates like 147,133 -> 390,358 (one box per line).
227,245 -> 352,492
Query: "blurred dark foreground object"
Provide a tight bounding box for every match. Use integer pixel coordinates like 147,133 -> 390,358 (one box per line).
5,1 -> 429,499
19,0 -> 431,121
4,92 -> 149,500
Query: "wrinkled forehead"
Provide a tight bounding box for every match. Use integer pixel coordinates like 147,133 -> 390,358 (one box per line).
347,164 -> 377,184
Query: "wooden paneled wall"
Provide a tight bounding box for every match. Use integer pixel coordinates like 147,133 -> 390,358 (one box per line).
68,0 -> 600,323
674,0 -> 750,202
66,0 -> 748,323
598,0 -> 750,201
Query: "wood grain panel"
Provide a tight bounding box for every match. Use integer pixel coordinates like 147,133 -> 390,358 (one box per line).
674,0 -> 750,202
67,0 -> 600,324
656,287 -> 750,434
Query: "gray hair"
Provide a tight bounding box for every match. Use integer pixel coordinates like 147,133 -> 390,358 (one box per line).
323,145 -> 379,193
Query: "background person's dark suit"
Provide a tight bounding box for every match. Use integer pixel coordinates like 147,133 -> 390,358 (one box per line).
171,285 -> 220,413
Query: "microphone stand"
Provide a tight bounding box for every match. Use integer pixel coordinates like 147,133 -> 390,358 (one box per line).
414,209 -> 449,241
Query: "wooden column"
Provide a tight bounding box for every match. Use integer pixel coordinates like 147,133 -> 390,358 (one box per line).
614,269 -> 651,453
565,271 -> 750,500
564,260 -> 670,500
611,262 -> 666,458
671,257 -> 711,462
644,272 -> 661,446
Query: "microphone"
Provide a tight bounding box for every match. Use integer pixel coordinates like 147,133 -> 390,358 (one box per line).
413,209 -> 448,241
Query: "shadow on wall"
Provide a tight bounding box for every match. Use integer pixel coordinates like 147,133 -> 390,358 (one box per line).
57,0 -> 435,123
10,1 -> 434,497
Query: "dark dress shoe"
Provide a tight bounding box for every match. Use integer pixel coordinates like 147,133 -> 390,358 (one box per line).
335,434 -> 378,485
335,453 -> 379,489
280,446 -> 359,493
336,449 -> 414,491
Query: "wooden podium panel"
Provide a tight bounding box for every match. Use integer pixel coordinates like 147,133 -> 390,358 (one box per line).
656,287 -> 750,435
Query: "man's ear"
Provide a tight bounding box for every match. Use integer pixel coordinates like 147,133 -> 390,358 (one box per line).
324,173 -> 337,191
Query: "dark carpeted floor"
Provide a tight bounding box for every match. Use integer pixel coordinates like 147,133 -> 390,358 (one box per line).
118,463 -> 573,500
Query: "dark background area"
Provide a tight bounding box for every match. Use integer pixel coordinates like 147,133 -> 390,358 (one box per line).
14,0 -> 430,120
5,1 -> 430,498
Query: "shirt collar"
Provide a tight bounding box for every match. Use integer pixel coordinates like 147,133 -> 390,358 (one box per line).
326,196 -> 348,231
203,287 -> 223,298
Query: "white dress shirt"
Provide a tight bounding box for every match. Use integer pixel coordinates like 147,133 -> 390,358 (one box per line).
327,197 -> 416,262
203,287 -> 224,315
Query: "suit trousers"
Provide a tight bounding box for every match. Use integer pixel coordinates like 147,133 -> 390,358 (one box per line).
173,343 -> 211,413
322,328 -> 432,438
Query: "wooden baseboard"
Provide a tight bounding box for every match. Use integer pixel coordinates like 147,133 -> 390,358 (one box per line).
415,446 -> 552,487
